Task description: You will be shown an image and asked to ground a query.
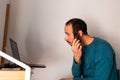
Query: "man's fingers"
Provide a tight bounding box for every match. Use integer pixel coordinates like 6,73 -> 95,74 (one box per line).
72,39 -> 80,46
72,39 -> 77,46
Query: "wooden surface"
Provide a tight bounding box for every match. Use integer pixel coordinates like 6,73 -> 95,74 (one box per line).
0,70 -> 25,80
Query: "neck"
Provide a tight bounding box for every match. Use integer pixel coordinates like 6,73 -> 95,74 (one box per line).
81,35 -> 94,46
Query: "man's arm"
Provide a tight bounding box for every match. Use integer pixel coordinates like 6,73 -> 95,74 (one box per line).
73,55 -> 113,80
72,59 -> 82,77
73,44 -> 114,80
59,56 -> 113,80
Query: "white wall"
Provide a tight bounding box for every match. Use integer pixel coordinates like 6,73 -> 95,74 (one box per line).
0,0 -> 9,50
8,0 -> 120,80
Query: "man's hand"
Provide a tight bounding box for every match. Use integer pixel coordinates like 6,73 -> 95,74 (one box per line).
72,39 -> 82,64
59,77 -> 73,80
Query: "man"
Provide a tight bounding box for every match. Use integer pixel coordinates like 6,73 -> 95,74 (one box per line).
61,18 -> 118,80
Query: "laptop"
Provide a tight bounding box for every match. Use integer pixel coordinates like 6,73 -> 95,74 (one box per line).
9,38 -> 46,68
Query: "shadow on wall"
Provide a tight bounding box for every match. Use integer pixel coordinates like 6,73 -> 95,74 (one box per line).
25,25 -> 60,64
25,26 -> 45,63
8,0 -> 21,38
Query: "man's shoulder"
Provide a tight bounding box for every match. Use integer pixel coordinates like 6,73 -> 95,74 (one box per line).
94,37 -> 110,46
93,37 -> 114,53
94,37 -> 115,59
94,37 -> 114,53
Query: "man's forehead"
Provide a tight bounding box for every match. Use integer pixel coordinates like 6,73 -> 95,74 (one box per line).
65,24 -> 73,32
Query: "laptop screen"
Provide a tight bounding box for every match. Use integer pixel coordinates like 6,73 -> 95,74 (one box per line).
9,38 -> 21,61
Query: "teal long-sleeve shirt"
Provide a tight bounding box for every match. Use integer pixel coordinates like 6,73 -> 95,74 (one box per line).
72,37 -> 118,80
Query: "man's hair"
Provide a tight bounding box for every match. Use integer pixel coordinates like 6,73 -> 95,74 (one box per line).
65,18 -> 88,34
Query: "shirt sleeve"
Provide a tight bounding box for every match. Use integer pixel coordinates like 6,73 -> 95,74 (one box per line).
73,43 -> 114,80
72,59 -> 82,77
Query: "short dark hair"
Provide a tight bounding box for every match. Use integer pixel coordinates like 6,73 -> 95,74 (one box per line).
65,18 -> 88,34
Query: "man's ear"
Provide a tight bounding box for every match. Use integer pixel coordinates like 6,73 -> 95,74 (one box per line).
78,30 -> 83,37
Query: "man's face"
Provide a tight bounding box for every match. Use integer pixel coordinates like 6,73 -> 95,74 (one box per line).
64,24 -> 74,46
